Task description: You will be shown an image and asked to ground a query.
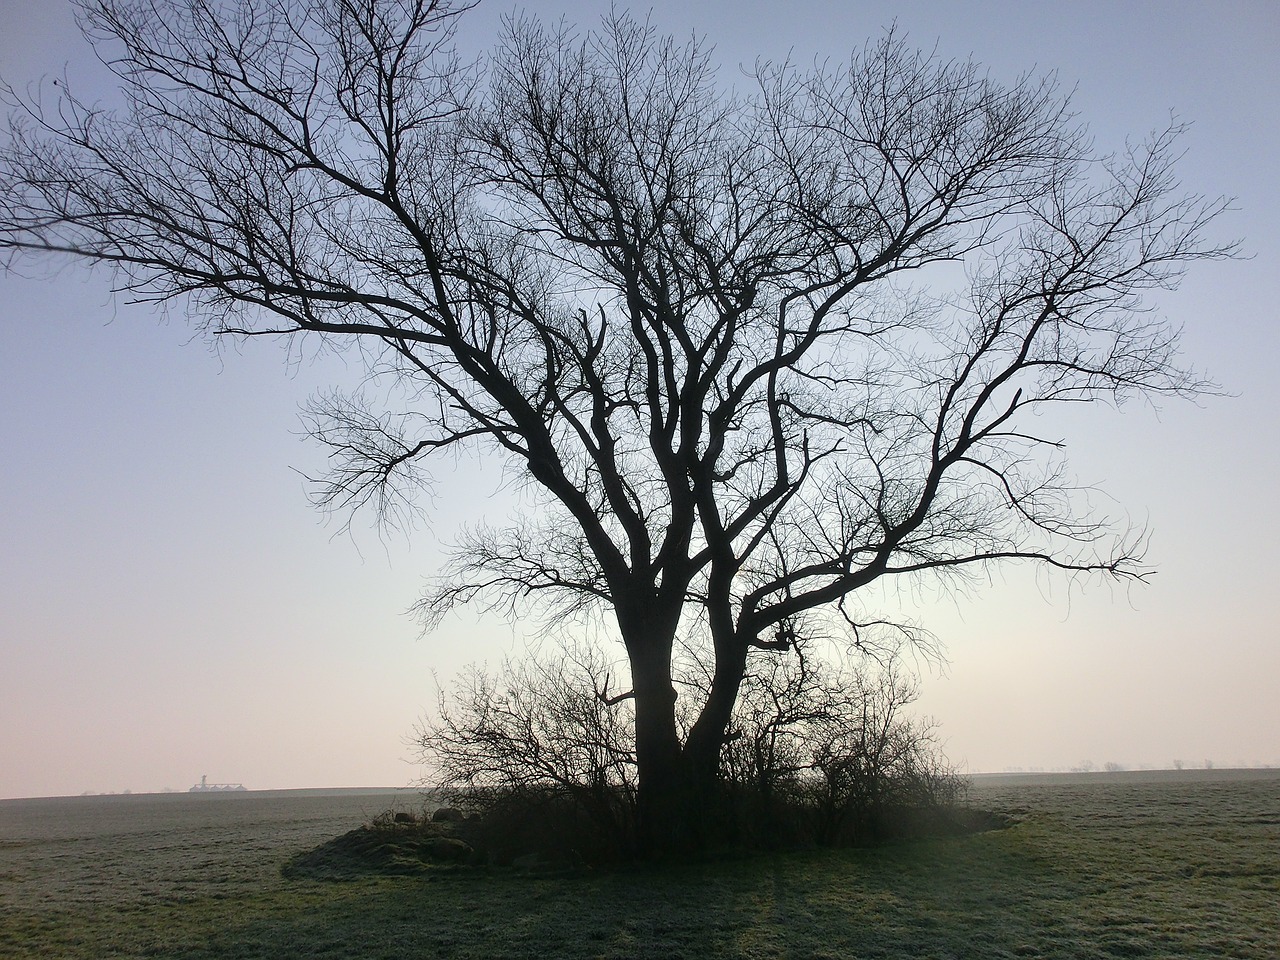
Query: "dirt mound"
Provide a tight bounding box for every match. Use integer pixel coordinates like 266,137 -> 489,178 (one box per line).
862,804 -> 1015,843
281,823 -> 473,880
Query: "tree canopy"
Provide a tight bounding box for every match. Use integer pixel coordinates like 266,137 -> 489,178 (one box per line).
0,0 -> 1231,848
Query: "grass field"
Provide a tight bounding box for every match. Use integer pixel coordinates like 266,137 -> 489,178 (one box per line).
1,770 -> 1276,959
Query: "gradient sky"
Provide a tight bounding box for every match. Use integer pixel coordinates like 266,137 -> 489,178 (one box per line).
2,0 -> 1277,799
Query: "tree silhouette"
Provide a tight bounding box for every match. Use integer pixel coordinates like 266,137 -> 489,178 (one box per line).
0,0 -> 1231,850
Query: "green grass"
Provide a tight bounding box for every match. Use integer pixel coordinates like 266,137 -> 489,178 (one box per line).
2,771 -> 1276,958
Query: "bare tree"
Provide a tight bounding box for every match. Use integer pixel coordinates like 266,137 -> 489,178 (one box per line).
0,0 -> 1232,851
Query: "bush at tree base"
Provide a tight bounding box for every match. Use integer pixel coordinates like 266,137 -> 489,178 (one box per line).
416,643 -> 967,862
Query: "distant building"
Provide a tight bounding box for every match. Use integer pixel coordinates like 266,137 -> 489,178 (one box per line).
188,774 -> 247,792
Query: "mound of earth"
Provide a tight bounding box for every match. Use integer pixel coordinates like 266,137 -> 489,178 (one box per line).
282,802 -> 1012,879
281,822 -> 473,880
870,804 -> 1015,841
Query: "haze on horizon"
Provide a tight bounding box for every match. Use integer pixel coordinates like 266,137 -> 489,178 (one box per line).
2,0 -> 1277,801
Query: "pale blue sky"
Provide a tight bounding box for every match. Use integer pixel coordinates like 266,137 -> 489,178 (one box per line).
2,0 -> 1277,798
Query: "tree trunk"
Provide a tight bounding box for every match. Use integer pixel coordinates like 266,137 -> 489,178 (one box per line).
683,639 -> 748,781
627,618 -> 751,854
627,632 -> 688,855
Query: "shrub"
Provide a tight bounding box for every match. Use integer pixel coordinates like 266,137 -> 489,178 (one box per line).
417,641 -> 964,860
416,645 -> 638,863
714,646 -> 965,847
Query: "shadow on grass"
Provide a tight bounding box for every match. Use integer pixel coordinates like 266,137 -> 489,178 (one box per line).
174,830 -> 1096,960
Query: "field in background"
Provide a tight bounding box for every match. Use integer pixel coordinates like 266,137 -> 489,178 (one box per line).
2,771 -> 1276,959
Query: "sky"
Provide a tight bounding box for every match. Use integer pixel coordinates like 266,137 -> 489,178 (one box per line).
1,0 -> 1277,799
